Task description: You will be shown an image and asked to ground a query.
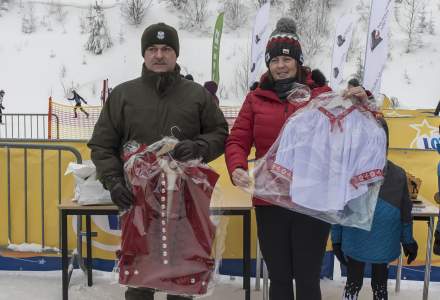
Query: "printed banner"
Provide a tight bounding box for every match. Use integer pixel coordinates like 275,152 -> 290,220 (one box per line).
330,14 -> 355,89
363,0 -> 393,96
211,12 -> 224,84
248,2 -> 270,88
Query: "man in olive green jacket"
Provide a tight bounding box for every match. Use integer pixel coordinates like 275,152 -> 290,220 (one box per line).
87,22 -> 228,300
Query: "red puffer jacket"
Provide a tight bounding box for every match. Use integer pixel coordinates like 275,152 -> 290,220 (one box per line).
225,72 -> 332,206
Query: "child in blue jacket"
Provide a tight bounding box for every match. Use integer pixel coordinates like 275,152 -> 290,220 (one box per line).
331,118 -> 418,300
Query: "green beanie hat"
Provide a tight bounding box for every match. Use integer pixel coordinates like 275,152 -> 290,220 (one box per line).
141,22 -> 180,57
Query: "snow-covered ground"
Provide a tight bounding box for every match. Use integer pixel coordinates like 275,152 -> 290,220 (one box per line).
0,270 -> 440,300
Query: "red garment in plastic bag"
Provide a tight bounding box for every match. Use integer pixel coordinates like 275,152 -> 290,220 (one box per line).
118,143 -> 219,296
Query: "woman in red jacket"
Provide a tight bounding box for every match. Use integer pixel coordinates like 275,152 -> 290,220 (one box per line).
225,18 -> 335,300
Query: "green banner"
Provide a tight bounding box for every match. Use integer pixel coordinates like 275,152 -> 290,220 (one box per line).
211,12 -> 224,84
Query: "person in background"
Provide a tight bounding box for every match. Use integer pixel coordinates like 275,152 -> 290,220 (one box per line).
434,125 -> 440,255
67,89 -> 89,118
88,22 -> 228,300
0,89 -> 5,124
433,100 -> 440,116
203,80 -> 219,106
332,118 -> 418,300
225,17 -> 336,300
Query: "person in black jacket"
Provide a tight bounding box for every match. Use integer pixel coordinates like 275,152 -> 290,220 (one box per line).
434,125 -> 440,255
67,90 -> 89,118
88,22 -> 228,300
0,89 -> 5,124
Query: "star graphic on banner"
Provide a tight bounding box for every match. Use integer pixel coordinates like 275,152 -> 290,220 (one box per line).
409,119 -> 438,148
384,110 -> 411,117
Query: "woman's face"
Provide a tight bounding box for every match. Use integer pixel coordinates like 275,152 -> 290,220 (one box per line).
269,56 -> 297,80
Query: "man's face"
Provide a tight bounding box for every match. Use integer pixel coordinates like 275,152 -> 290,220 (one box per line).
144,44 -> 177,73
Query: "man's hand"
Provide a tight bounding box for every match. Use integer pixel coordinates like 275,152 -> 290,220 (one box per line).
103,177 -> 134,210
170,140 -> 200,162
332,243 -> 347,266
402,241 -> 418,264
231,168 -> 251,188
343,86 -> 368,102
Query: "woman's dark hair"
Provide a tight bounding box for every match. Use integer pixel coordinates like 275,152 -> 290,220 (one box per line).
377,117 -> 389,150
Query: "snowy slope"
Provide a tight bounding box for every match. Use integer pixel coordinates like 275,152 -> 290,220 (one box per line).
0,0 -> 439,113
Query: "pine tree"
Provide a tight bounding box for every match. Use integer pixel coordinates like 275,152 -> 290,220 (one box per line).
85,2 -> 112,55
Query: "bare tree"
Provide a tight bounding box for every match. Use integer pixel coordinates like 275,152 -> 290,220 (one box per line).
21,3 -> 36,34
121,0 -> 152,26
85,2 -> 112,55
0,0 -> 10,16
233,46 -> 250,98
289,0 -> 329,60
60,64 -> 67,79
166,0 -> 187,9
351,53 -> 364,83
224,0 -> 247,30
255,0 -> 280,7
54,2 -> 67,24
397,0 -> 424,53
417,6 -> 427,33
428,11 -> 435,35
79,14 -> 88,34
179,0 -> 208,31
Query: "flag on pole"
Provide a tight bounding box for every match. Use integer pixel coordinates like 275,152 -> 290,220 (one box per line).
330,14 -> 355,89
211,12 -> 224,84
248,2 -> 270,88
363,0 -> 393,96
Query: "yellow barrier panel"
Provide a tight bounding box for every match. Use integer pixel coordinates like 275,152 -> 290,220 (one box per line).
0,110 -> 439,265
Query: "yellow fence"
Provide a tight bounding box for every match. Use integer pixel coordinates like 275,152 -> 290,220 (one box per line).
0,109 -> 439,269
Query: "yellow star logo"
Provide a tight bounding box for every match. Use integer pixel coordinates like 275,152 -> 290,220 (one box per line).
409,119 -> 438,148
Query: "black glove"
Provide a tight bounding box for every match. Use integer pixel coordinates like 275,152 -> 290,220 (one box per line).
249,81 -> 259,91
332,243 -> 347,266
103,176 -> 133,210
402,241 -> 418,264
171,140 -> 201,162
0,105 -> 4,109
311,69 -> 327,87
434,230 -> 440,255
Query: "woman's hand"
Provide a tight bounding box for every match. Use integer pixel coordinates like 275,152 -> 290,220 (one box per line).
343,86 -> 368,102
232,168 -> 251,188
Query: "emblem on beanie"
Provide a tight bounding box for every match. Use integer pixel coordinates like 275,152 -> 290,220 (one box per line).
157,31 -> 165,40
282,49 -> 290,55
265,53 -> 271,63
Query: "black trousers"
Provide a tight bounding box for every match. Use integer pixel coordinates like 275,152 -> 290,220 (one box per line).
125,287 -> 192,300
343,256 -> 389,300
255,206 -> 330,300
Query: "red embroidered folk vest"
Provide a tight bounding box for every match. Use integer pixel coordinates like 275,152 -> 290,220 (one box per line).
119,144 -> 219,295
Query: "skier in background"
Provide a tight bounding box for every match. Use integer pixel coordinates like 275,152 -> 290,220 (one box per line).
0,89 -> 5,124
67,89 -> 89,118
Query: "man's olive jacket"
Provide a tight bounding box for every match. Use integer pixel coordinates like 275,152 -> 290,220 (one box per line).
88,64 -> 228,180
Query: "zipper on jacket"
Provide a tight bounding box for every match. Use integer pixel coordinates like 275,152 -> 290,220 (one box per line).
284,102 -> 288,119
